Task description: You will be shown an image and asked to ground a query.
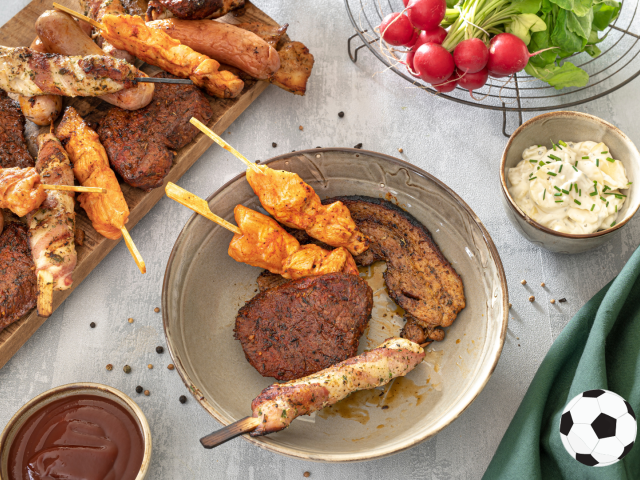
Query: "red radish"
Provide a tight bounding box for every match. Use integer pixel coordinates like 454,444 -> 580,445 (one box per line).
407,0 -> 447,31
403,0 -> 410,5
453,38 -> 489,74
413,43 -> 455,84
486,33 -> 530,76
406,28 -> 420,48
432,73 -> 458,93
411,27 -> 447,50
405,51 -> 420,77
458,67 -> 489,91
379,13 -> 414,46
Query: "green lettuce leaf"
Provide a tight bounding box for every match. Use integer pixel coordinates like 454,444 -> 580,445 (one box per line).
506,14 -> 548,44
525,61 -> 590,89
592,0 -> 621,30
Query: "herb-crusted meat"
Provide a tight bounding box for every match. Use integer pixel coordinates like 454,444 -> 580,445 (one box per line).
0,90 -> 34,169
235,273 -> 373,381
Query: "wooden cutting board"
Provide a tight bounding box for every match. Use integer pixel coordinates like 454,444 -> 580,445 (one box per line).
0,0 -> 277,369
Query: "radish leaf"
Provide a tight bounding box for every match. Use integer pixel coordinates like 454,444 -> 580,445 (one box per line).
525,62 -> 589,89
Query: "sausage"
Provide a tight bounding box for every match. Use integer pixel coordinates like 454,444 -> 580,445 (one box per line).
55,107 -> 129,240
147,19 -> 280,80
16,37 -> 63,126
85,0 -> 137,63
35,10 -> 154,111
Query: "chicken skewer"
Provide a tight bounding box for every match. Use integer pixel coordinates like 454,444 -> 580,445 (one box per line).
189,118 -> 369,256
1,168 -> 105,217
0,46 -> 139,97
53,4 -> 244,99
56,107 -> 145,274
27,133 -> 78,317
200,338 -> 425,447
165,182 -> 358,279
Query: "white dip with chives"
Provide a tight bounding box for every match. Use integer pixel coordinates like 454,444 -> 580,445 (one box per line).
508,140 -> 632,234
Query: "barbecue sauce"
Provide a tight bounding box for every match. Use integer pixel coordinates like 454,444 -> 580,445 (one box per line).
8,395 -> 144,480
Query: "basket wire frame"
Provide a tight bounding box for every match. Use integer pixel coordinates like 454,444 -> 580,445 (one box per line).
345,0 -> 640,136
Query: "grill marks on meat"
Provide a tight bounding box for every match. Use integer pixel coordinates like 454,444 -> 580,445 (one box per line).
0,90 -> 34,169
0,47 -> 139,97
147,0 -> 244,20
235,273 -> 373,381
0,223 -> 37,331
98,72 -> 213,191
324,196 -> 465,341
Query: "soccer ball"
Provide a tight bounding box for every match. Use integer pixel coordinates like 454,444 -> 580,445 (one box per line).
560,389 -> 636,467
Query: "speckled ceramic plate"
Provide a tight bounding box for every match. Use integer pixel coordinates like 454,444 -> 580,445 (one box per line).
162,149 -> 508,462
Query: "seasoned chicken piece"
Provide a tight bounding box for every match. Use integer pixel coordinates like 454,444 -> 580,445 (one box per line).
26,134 -> 76,291
250,338 -> 425,436
146,0 -> 244,20
0,167 -> 47,217
282,244 -> 358,279
0,46 -> 139,97
245,165 -> 368,255
269,42 -> 314,96
0,90 -> 34,169
56,107 -> 129,240
100,14 -> 244,98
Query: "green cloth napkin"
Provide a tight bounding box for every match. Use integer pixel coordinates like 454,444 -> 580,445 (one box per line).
484,246 -> 640,480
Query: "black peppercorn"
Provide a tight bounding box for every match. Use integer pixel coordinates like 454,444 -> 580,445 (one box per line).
156,346 -> 164,354
123,365 -> 131,374
136,386 -> 143,394
179,395 -> 187,404
90,322 -> 96,328
272,142 -> 277,148
338,111 -> 344,118
559,298 -> 567,303
354,143 -> 363,149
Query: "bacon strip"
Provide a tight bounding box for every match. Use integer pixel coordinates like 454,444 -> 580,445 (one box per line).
250,338 -> 425,436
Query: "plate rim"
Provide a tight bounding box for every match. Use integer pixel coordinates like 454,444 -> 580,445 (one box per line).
161,147 -> 510,462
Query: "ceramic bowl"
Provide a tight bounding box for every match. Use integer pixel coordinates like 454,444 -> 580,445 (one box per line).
0,382 -> 152,479
500,111 -> 640,254
162,148 -> 508,461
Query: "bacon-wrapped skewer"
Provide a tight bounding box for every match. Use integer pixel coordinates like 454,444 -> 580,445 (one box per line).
189,118 -> 369,256
0,46 -> 139,97
165,183 -> 358,279
200,338 -> 425,447
26,134 -> 78,316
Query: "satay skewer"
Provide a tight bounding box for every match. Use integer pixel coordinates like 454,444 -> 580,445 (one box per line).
53,3 -> 104,30
36,270 -> 53,317
42,185 -> 106,194
120,226 -> 146,274
201,417 -> 260,449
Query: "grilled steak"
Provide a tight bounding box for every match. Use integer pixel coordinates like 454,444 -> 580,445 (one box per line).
256,270 -> 290,292
0,222 -> 37,331
324,196 -> 465,342
98,72 -> 213,191
0,90 -> 34,169
235,273 -> 373,381
147,0 -> 244,20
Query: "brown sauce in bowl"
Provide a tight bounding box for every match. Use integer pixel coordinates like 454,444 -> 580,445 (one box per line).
8,394 -> 144,480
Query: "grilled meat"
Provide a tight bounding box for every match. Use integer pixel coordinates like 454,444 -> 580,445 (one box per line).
0,167 -> 47,217
0,46 -> 139,97
256,270 -> 289,292
146,0 -> 244,20
245,165 -> 368,255
235,273 -> 373,381
98,72 -> 213,191
56,107 -> 129,240
236,23 -> 289,49
82,0 -> 137,62
269,41 -> 314,96
325,196 -> 465,341
0,90 -> 34,169
0,222 -> 37,331
250,338 -> 424,436
26,134 -> 76,291
100,14 -> 244,98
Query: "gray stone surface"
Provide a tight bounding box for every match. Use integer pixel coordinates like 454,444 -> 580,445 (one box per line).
1,1 -> 639,478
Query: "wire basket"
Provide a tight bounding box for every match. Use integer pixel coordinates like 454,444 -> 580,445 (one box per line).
345,0 -> 640,136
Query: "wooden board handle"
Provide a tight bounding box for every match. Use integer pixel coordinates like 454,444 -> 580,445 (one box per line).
165,182 -> 241,234
200,416 -> 260,449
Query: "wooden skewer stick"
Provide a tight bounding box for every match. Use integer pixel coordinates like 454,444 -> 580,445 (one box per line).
52,3 -> 104,30
165,182 -> 241,234
120,226 -> 146,274
42,185 -> 106,194
36,270 -> 53,318
200,416 -> 260,449
189,118 -> 261,173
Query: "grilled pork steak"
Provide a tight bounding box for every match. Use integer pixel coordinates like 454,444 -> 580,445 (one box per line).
0,90 -> 34,169
235,273 -> 372,381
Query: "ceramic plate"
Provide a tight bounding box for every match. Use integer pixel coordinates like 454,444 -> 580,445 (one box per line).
162,148 -> 508,461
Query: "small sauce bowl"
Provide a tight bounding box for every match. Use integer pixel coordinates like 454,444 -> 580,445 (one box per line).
0,382 -> 152,480
500,111 -> 640,254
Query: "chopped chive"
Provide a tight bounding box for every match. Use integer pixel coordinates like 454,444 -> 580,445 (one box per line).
555,200 -> 563,203
543,189 -> 546,200
537,166 -> 541,170
601,197 -> 607,202
575,184 -> 579,193
548,172 -> 557,176
575,160 -> 579,167
529,176 -> 537,181
601,151 -> 608,154
529,159 -> 538,163
559,165 -> 563,173
627,181 -> 633,185
603,185 -> 610,192
562,189 -> 570,194
559,140 -> 568,147
606,157 -> 615,163
574,200 -> 581,205
554,186 -> 561,192
615,194 -> 624,199
582,156 -> 589,159
596,159 -> 599,167
554,193 -> 563,197
615,205 -> 618,213
572,165 -> 578,172
607,201 -> 609,207
546,161 -> 552,164
611,221 -> 616,227
537,145 -> 542,148
539,161 -> 545,166
548,154 -> 561,161
579,189 -> 581,196
591,204 -> 595,211
590,192 -> 597,196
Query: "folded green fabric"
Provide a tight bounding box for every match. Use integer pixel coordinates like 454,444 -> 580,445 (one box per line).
484,246 -> 640,480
